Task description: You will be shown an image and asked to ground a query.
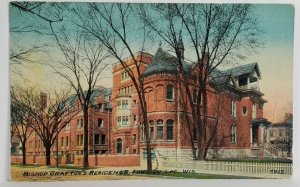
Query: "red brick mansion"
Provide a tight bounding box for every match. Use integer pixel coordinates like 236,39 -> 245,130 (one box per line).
18,47 -> 272,166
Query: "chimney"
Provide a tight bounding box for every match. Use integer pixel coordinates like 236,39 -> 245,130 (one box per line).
178,34 -> 185,60
40,92 -> 47,111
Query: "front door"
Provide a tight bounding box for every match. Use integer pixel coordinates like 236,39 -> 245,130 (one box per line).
252,125 -> 259,146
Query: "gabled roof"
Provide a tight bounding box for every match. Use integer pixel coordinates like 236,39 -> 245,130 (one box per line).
225,62 -> 261,78
143,48 -> 193,78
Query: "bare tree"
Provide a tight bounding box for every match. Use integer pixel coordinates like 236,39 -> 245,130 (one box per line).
11,85 -> 79,166
9,2 -> 64,68
48,24 -> 109,168
141,3 -> 263,160
10,2 -> 109,168
72,3 -> 154,172
11,87 -> 35,164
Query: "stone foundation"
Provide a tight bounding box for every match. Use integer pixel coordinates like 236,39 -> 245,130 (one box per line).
206,148 -> 251,159
140,148 -> 253,168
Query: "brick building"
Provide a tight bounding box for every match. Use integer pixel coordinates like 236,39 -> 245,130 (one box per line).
24,88 -> 112,164
110,47 -> 270,164
21,46 -> 272,166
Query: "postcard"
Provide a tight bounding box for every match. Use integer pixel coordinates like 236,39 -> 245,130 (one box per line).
9,1 -> 294,181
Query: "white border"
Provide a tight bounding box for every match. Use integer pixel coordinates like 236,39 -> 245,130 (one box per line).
1,0 -> 299,186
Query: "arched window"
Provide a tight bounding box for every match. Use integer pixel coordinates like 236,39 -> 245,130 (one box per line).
167,120 -> 174,140
231,125 -> 237,143
116,138 -> 122,154
157,120 -> 163,140
166,85 -> 174,100
149,121 -> 154,140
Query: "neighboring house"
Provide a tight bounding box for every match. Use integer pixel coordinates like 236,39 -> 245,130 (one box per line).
11,134 -> 21,154
267,122 -> 292,157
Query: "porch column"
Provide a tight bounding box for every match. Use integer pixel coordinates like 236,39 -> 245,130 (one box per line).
250,125 -> 253,146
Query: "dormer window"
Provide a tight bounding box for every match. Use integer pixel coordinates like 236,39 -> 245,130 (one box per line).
250,76 -> 258,83
238,77 -> 248,87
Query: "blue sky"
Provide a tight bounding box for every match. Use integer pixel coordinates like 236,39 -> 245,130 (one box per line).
9,3 -> 295,122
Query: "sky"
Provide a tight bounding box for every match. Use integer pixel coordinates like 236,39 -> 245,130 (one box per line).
8,3 -> 294,123
246,4 -> 294,122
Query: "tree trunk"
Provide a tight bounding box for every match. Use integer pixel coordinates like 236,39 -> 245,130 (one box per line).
142,110 -> 152,173
83,106 -> 89,168
45,145 -> 51,166
196,88 -> 203,160
21,142 -> 26,165
201,84 -> 208,160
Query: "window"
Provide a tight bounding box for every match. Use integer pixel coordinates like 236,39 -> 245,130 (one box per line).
77,135 -> 83,146
61,137 -> 64,146
250,76 -> 257,83
231,125 -> 237,143
149,121 -> 154,140
242,106 -> 247,115
167,120 -> 174,140
77,119 -> 84,129
121,71 -> 130,80
141,124 -> 146,141
98,103 -> 103,112
101,135 -> 106,145
231,100 -> 236,117
117,116 -> 121,126
193,127 -> 197,141
270,129 -> 273,137
116,138 -> 122,154
98,118 -> 103,128
252,103 -> 256,119
132,134 -> 136,144
122,100 -> 128,109
279,130 -> 283,137
193,89 -> 198,104
122,116 -> 129,125
157,120 -> 163,140
166,85 -> 174,100
238,77 -> 248,86
65,123 -> 70,131
259,102 -> 264,109
94,134 -> 100,145
66,136 -> 69,146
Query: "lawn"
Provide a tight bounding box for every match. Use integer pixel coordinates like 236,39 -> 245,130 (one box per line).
11,164 -> 258,181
